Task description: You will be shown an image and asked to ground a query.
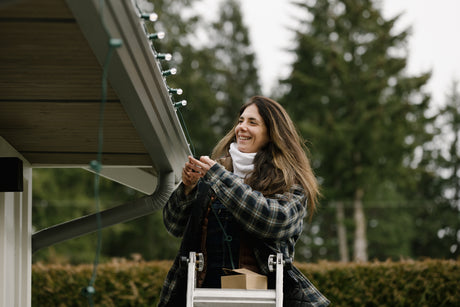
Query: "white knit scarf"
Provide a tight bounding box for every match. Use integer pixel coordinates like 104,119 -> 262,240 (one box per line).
229,142 -> 256,178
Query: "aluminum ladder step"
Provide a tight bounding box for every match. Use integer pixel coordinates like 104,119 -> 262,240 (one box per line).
186,252 -> 284,307
193,288 -> 276,306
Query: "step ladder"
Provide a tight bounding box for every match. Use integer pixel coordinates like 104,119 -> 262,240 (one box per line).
185,251 -> 284,307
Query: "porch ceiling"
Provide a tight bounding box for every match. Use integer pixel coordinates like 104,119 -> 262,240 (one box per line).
0,0 -> 191,188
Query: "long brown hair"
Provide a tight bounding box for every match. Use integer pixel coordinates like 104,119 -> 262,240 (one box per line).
211,96 -> 320,217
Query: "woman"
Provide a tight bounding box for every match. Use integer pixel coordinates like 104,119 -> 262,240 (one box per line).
158,96 -> 329,306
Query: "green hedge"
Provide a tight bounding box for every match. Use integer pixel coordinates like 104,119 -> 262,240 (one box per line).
296,259 -> 460,307
33,259 -> 460,306
32,260 -> 170,306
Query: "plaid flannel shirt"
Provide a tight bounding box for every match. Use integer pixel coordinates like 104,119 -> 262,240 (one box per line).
159,163 -> 330,307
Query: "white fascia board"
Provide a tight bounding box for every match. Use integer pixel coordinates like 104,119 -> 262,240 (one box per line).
66,0 -> 191,184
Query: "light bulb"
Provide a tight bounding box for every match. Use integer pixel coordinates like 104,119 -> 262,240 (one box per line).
141,13 -> 158,22
168,88 -> 183,95
174,100 -> 187,108
156,53 -> 172,61
162,68 -> 177,76
148,32 -> 165,40
109,38 -> 123,48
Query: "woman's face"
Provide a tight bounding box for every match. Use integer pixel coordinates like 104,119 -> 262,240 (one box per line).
235,104 -> 269,153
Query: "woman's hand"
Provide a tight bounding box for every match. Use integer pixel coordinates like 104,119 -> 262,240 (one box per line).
196,155 -> 216,171
182,160 -> 199,196
182,156 -> 216,195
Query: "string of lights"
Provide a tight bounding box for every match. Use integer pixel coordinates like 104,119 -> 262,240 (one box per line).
80,0 -> 195,304
136,0 -> 194,155
136,1 -> 195,156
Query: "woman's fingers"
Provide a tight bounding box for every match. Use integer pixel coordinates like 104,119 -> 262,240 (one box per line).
189,156 -> 216,170
184,169 -> 200,179
182,168 -> 198,195
184,162 -> 202,174
182,167 -> 200,185
183,156 -> 216,181
200,156 -> 216,168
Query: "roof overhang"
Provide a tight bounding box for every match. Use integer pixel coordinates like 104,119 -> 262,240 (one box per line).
0,0 -> 192,251
0,0 -> 191,190
66,0 -> 191,179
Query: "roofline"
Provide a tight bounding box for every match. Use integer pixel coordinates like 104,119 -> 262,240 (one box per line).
66,0 -> 191,182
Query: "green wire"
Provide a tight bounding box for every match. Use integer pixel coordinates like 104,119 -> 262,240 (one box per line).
89,42 -> 116,286
177,107 -> 196,157
82,1 -> 195,304
82,1 -> 121,305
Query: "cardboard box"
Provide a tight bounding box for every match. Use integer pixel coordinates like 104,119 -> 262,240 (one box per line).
221,268 -> 267,290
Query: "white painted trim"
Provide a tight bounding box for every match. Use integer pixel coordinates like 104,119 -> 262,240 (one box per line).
83,166 -> 157,195
0,137 -> 32,307
27,164 -> 158,195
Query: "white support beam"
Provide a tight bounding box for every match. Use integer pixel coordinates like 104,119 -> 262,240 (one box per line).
31,165 -> 157,195
83,166 -> 157,195
0,137 -> 32,307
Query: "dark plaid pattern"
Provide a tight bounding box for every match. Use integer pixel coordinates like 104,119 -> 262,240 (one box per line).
158,163 -> 330,307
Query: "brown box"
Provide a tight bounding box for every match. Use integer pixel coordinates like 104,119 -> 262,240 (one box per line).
221,268 -> 267,290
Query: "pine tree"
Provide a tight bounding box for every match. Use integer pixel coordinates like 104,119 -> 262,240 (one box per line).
280,0 -> 433,261
405,81 -> 460,259
146,0 -> 221,156
419,80 -> 460,258
147,0 -> 261,155
207,0 -> 261,134
442,81 -> 460,257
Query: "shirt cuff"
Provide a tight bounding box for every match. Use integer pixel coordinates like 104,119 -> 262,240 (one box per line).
204,162 -> 227,185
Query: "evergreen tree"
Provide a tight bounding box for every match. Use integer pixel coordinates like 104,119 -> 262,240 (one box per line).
412,80 -> 460,258
144,0 -> 260,155
144,0 -> 220,156
207,0 -> 261,134
280,0 -> 433,262
439,81 -> 460,257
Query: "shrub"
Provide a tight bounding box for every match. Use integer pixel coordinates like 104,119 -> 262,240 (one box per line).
32,259 -> 171,306
296,259 -> 460,306
33,259 -> 460,306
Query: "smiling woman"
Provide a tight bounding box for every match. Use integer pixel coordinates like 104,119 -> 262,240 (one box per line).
158,96 -> 329,307
235,104 -> 270,153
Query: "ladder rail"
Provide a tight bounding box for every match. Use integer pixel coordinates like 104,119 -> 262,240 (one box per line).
186,252 -> 284,307
275,253 -> 283,306
186,252 -> 197,307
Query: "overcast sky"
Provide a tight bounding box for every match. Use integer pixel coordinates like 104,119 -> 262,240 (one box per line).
197,0 -> 460,108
